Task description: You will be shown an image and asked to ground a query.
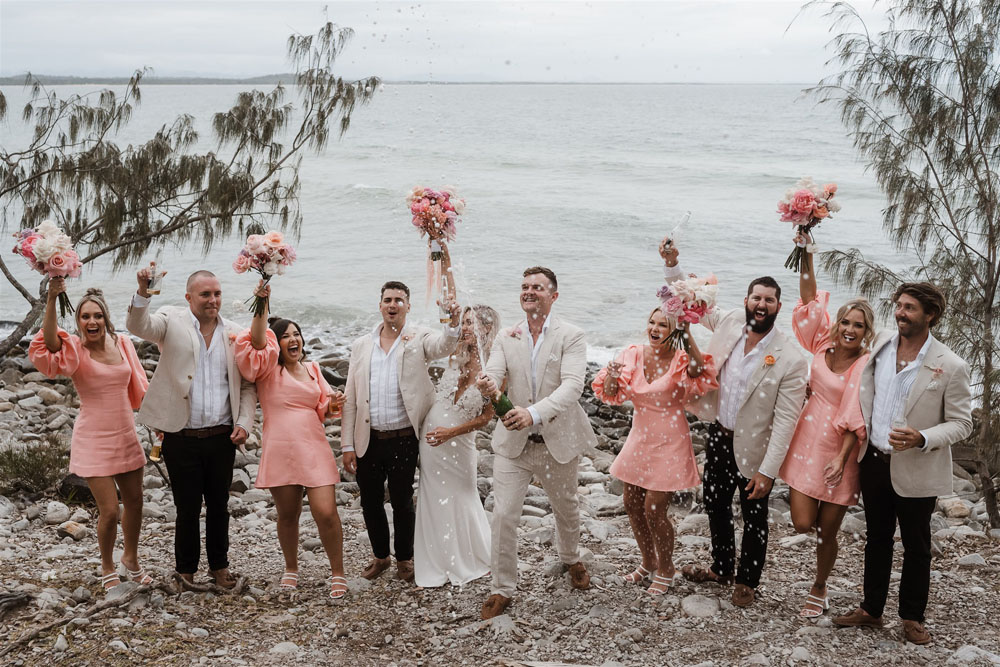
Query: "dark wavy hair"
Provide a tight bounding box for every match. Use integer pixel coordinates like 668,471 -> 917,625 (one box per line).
267,316 -> 307,368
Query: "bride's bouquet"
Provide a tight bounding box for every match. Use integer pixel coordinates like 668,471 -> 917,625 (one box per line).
777,177 -> 840,272
232,231 -> 297,316
656,274 -> 718,351
406,186 -> 465,259
12,220 -> 83,317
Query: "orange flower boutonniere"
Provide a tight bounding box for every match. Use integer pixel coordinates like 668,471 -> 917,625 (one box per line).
228,332 -> 237,344
764,355 -> 776,367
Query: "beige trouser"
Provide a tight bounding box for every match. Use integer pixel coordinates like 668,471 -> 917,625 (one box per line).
490,440 -> 581,598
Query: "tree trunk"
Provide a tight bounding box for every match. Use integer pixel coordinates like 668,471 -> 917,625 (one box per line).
0,301 -> 44,358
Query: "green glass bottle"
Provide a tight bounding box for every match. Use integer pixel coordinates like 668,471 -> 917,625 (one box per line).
492,391 -> 514,417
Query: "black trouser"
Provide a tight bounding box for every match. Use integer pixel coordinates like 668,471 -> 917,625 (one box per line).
162,431 -> 235,574
703,422 -> 771,588
859,447 -> 936,622
356,429 -> 419,561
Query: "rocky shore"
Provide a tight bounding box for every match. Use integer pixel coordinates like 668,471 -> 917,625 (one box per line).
1,334 -> 999,666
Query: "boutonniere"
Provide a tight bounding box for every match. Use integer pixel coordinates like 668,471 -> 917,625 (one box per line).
401,333 -> 413,343
227,331 -> 237,344
509,326 -> 523,340
926,366 -> 944,390
764,355 -> 776,367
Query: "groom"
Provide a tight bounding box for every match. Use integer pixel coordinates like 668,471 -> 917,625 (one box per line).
834,282 -> 972,644
663,241 -> 808,607
341,280 -> 460,582
476,266 -> 597,620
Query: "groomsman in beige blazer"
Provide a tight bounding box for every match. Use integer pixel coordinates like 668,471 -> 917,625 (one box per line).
835,282 -> 972,645
476,266 -> 598,620
341,281 -> 460,582
127,266 -> 256,587
663,242 -> 808,608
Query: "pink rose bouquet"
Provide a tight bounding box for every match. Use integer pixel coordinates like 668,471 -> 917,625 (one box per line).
233,230 -> 296,316
12,220 -> 83,317
406,185 -> 465,259
656,274 -> 718,351
777,177 -> 841,272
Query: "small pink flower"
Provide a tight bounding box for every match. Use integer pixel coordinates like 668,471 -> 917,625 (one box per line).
232,254 -> 252,273
509,326 -> 522,339
46,252 -> 68,276
263,231 -> 284,248
823,183 -> 837,195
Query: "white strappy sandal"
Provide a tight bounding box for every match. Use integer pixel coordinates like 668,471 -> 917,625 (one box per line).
329,575 -> 348,600
622,564 -> 654,585
800,592 -> 830,618
101,572 -> 122,592
648,572 -> 682,596
124,565 -> 153,585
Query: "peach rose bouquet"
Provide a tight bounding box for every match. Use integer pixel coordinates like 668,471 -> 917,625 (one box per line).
12,220 -> 83,317
777,177 -> 840,272
232,230 -> 297,316
656,274 -> 718,351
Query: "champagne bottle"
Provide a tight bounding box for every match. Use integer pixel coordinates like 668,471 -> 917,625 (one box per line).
492,391 -> 514,417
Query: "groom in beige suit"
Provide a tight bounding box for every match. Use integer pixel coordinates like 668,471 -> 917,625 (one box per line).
127,267 -> 256,587
835,282 -> 972,645
663,242 -> 808,608
476,266 -> 598,620
341,281 -> 460,582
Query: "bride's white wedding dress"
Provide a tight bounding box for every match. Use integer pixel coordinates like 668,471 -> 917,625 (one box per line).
414,365 -> 492,587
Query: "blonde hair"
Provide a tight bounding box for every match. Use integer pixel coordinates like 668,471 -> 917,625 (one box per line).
829,298 -> 876,350
76,288 -> 117,341
455,304 -> 501,369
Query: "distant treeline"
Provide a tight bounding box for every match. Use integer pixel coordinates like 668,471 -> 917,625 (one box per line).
0,74 -> 298,86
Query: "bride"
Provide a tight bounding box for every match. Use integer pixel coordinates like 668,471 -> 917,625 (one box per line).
414,304 -> 500,587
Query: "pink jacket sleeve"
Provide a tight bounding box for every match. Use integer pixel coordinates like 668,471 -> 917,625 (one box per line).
314,362 -> 335,423
119,335 -> 149,410
234,329 -> 280,383
833,353 -> 869,447
792,290 -> 832,355
28,329 -> 82,378
669,351 -> 719,400
591,345 -> 640,405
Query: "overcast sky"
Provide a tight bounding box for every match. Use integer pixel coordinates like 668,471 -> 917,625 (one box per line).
0,0 -> 883,83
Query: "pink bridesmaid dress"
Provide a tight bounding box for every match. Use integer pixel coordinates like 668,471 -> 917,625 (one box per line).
592,345 -> 718,493
28,329 -> 148,478
235,330 -> 340,489
779,291 -> 868,506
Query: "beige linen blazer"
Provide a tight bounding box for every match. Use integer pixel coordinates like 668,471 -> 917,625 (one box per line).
687,308 -> 809,479
125,303 -> 257,434
857,332 -> 972,498
483,316 -> 598,465
341,324 -> 458,458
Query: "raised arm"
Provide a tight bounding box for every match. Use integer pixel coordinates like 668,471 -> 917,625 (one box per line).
249,281 -> 271,350
660,237 -> 722,331
42,277 -> 65,352
799,236 -> 818,305
126,263 -> 169,344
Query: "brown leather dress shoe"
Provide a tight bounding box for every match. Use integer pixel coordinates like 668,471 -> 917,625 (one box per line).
732,583 -> 755,607
396,559 -> 415,582
568,562 -> 591,590
208,568 -> 237,589
361,557 -> 392,580
902,620 -> 931,645
481,593 -> 513,620
833,606 -> 884,628
681,563 -> 735,585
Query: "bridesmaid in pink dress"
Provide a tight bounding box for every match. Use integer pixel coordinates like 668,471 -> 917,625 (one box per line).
779,246 -> 876,617
28,279 -> 151,592
592,309 -> 717,595
236,282 -> 348,600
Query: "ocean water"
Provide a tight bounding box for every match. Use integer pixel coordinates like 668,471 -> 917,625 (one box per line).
1,83 -> 905,359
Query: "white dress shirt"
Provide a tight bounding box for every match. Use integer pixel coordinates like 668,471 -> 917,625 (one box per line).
369,323 -> 411,431
525,315 -> 551,427
717,326 -> 776,431
131,294 -> 232,429
869,333 -> 932,453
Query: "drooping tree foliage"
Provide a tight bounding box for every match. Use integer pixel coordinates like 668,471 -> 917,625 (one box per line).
808,0 -> 1000,525
0,21 -> 378,354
